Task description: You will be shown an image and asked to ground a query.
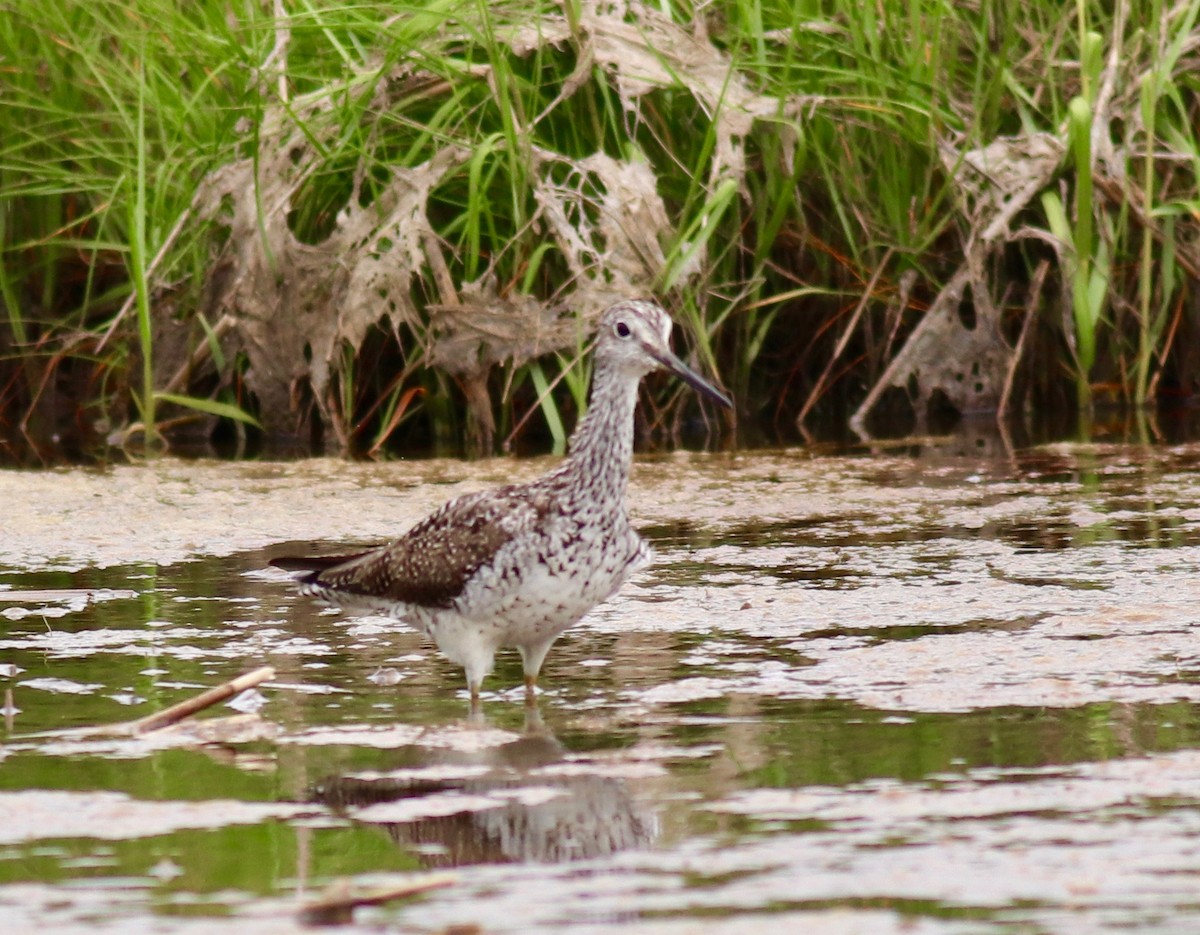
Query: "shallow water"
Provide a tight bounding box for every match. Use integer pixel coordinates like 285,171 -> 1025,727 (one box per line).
3,442 -> 1200,932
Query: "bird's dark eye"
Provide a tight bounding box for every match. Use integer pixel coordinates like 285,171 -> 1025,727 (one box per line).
615,321 -> 631,338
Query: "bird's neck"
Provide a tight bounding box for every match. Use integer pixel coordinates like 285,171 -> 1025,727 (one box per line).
562,357 -> 639,504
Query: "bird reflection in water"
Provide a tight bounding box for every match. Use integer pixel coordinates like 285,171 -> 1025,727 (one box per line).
310,706 -> 657,865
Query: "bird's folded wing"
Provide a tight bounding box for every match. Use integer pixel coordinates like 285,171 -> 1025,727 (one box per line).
308,487 -> 550,609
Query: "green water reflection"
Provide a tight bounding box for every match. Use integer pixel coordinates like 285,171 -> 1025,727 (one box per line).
3,445 -> 1200,931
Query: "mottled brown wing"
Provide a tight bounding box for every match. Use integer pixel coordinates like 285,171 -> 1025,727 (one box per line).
308,487 -> 547,609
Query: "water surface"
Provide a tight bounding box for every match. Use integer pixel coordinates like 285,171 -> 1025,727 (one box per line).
3,442 -> 1200,932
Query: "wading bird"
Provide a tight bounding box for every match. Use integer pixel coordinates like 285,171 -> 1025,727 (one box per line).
273,299 -> 731,706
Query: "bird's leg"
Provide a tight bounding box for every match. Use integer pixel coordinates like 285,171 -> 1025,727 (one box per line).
518,638 -> 556,704
467,672 -> 484,717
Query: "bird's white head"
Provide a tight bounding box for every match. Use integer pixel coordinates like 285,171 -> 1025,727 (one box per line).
595,300 -> 732,408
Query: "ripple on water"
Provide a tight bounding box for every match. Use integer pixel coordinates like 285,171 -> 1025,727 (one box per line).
1,444 -> 1200,932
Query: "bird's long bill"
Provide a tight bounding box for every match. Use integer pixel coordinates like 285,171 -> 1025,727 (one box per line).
652,348 -> 733,408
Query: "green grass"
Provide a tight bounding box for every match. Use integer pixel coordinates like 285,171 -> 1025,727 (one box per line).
0,0 -> 1197,461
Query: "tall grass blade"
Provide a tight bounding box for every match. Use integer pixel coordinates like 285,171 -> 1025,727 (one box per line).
1135,71 -> 1159,406
154,392 -> 262,428
528,361 -> 567,455
1065,94 -> 1104,407
128,52 -> 156,451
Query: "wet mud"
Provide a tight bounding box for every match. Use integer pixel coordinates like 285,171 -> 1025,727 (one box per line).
3,441 -> 1200,932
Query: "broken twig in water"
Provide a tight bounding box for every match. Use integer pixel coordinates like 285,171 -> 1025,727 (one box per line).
133,666 -> 275,734
9,666 -> 277,743
300,873 -> 457,926
0,588 -> 138,603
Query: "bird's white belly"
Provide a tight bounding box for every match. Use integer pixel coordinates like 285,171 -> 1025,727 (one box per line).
446,529 -> 645,649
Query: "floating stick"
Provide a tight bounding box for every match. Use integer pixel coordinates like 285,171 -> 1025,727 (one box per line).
132,665 -> 275,734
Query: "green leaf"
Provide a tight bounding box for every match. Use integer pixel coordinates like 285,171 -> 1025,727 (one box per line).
1084,236 -> 1109,329
661,177 -> 740,292
527,362 -> 566,454
154,392 -> 261,428
1040,191 -> 1071,245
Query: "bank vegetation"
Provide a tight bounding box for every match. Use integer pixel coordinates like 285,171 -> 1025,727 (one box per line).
1,0 -> 1197,462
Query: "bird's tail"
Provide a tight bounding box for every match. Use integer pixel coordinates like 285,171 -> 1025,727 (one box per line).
269,551 -> 367,578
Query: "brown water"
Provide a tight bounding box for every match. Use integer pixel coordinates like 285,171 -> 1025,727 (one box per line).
3,442 -> 1200,932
